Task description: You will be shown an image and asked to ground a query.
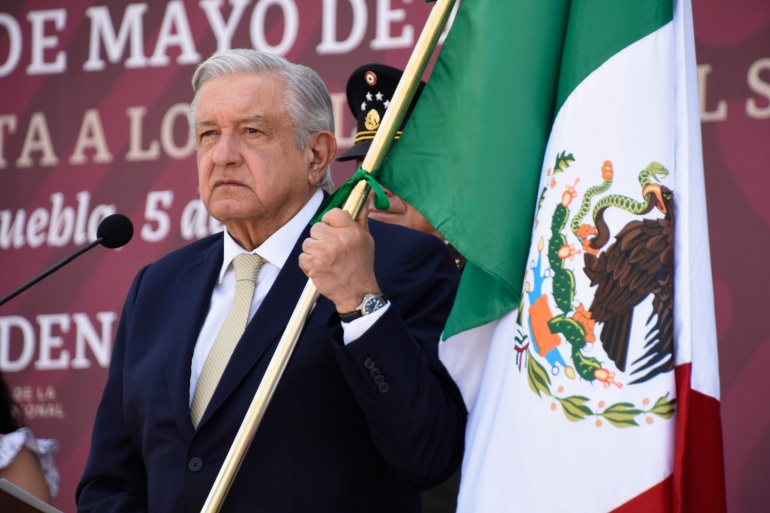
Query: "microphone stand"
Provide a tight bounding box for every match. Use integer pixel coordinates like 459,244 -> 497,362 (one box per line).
0,238 -> 104,307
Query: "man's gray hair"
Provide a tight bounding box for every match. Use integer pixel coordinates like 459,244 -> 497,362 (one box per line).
189,49 -> 334,192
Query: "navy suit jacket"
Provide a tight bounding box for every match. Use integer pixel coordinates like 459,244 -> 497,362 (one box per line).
77,219 -> 466,513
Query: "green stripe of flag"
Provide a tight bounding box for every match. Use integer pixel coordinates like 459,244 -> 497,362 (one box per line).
379,0 -> 673,338
556,0 -> 673,115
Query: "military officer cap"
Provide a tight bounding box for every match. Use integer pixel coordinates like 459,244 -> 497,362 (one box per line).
336,63 -> 425,162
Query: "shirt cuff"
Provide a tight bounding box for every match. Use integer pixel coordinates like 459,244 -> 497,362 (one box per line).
341,302 -> 390,345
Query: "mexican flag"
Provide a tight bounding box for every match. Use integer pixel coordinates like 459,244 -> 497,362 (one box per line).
379,0 -> 726,511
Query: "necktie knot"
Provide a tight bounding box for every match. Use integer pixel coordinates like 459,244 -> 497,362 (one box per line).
233,253 -> 265,283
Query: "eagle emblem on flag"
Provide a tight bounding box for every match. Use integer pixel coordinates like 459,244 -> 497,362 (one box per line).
517,153 -> 677,428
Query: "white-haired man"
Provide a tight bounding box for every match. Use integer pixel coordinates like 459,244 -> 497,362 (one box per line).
77,49 -> 465,513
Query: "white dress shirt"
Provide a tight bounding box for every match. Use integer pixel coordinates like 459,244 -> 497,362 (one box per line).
189,189 -> 388,404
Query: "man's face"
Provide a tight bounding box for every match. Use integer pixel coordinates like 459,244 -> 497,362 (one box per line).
194,72 -> 320,239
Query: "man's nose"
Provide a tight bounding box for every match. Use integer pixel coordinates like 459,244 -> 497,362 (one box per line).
212,133 -> 242,167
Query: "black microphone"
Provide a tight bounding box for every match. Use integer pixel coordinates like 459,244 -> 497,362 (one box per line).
96,213 -> 134,249
0,213 -> 134,307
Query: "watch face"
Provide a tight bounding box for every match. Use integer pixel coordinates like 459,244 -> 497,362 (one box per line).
363,295 -> 385,315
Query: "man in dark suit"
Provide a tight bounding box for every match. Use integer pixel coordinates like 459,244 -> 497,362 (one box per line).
76,49 -> 465,513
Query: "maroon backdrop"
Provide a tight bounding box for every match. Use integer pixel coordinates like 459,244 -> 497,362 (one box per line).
0,1 -> 766,511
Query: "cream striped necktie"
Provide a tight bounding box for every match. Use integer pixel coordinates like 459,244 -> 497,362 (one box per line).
191,253 -> 265,427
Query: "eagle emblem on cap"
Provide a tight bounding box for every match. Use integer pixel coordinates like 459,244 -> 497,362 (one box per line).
364,109 -> 381,130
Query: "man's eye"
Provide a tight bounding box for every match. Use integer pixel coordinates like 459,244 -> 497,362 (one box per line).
245,128 -> 261,135
199,130 -> 215,139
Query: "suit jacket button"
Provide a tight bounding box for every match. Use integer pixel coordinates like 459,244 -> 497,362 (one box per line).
374,375 -> 385,385
378,383 -> 389,394
369,367 -> 380,377
188,457 -> 203,472
364,358 -> 375,370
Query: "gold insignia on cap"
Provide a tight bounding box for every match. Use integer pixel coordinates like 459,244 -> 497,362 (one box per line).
364,109 -> 380,130
365,71 -> 377,86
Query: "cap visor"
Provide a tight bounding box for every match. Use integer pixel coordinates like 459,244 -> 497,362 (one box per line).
336,140 -> 372,162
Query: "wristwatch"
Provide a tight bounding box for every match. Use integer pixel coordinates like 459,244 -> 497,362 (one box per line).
338,293 -> 388,322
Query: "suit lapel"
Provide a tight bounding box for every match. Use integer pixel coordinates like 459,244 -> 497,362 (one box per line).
164,237 -> 223,441
198,224 -> 320,428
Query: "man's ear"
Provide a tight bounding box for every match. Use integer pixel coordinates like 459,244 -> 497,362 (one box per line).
307,131 -> 336,183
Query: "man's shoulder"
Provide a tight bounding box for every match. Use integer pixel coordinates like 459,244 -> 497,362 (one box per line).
147,232 -> 223,271
368,219 -> 442,247
368,219 -> 454,265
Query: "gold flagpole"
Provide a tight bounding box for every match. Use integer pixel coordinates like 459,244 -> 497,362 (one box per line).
200,1 -> 457,511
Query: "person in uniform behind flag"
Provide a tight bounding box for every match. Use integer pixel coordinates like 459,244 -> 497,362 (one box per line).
337,63 -> 464,513
76,49 -> 466,513
337,64 -> 466,271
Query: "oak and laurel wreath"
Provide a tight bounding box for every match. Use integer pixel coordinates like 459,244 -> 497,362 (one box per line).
521,323 -> 676,428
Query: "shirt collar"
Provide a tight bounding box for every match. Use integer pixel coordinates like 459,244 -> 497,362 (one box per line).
219,189 -> 324,283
